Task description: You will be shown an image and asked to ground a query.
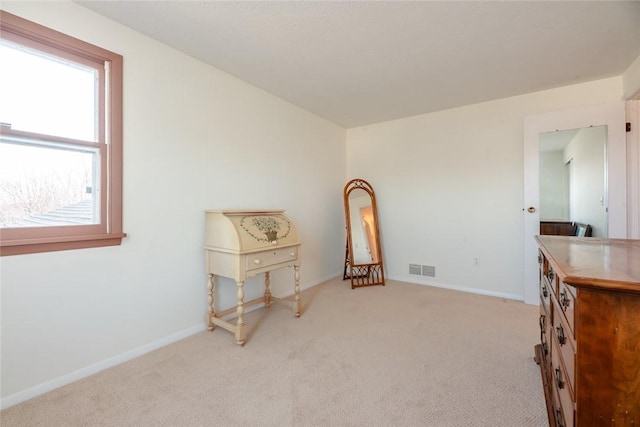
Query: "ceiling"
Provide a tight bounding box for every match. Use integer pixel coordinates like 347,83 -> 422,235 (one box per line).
77,1 -> 640,128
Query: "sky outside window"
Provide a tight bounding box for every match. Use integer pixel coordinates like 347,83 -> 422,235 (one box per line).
0,40 -> 98,141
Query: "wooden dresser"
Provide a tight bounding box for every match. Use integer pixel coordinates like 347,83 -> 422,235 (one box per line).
204,210 -> 301,345
534,236 -> 640,426
540,220 -> 575,236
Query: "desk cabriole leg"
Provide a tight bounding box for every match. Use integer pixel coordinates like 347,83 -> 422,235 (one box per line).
264,271 -> 272,307
236,280 -> 246,345
207,273 -> 215,331
294,265 -> 301,317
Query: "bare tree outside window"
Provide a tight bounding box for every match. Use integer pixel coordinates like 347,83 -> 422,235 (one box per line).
0,143 -> 95,226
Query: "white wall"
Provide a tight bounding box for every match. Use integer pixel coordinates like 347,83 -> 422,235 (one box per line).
346,77 -> 623,300
0,2 -> 346,406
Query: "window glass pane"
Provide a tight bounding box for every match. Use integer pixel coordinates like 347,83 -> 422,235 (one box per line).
0,142 -> 99,228
0,41 -> 98,142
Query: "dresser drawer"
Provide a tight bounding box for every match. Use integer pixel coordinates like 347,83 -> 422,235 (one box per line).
246,246 -> 298,271
551,330 -> 575,427
540,275 -> 552,314
550,380 -> 566,427
557,281 -> 576,336
546,263 -> 559,296
552,296 -> 575,393
539,304 -> 551,366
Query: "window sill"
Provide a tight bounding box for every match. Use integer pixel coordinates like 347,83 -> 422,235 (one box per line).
0,233 -> 127,256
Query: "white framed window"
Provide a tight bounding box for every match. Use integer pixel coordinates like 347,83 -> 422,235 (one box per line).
0,11 -> 125,256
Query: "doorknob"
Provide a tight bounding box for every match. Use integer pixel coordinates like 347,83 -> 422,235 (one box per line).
527,207 -> 536,213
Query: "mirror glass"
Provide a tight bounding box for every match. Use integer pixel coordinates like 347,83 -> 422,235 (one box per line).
539,125 -> 607,237
347,188 -> 379,264
343,179 -> 385,288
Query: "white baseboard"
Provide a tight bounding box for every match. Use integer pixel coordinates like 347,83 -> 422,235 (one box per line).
308,270 -> 344,289
388,274 -> 525,302
0,324 -> 206,410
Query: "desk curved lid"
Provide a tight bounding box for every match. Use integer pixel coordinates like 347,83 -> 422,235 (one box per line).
205,210 -> 300,252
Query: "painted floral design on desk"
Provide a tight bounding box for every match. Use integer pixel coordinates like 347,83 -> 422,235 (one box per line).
240,215 -> 291,243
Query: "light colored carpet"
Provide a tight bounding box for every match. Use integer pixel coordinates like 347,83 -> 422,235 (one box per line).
1,278 -> 547,426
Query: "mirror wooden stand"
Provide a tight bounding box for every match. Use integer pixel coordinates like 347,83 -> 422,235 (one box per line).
343,178 -> 385,289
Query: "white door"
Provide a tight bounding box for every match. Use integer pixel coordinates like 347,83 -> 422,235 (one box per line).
523,102 -> 627,305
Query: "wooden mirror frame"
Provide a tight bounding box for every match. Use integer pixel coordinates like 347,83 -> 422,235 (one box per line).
343,178 -> 385,289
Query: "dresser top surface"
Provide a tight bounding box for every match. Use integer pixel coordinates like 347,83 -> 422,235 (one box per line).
536,236 -> 640,290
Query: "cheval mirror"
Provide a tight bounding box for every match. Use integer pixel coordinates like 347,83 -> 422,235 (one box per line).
343,178 -> 385,288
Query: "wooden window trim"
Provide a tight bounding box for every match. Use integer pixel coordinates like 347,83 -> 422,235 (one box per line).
0,11 -> 125,256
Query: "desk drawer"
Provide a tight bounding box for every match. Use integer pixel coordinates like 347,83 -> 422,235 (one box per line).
246,247 -> 298,271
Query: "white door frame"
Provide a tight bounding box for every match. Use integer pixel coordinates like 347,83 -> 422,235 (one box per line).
523,102 -> 627,305
627,101 -> 640,238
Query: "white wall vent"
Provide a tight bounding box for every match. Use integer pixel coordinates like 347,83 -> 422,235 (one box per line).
421,265 -> 436,277
410,264 -> 436,277
409,264 -> 422,275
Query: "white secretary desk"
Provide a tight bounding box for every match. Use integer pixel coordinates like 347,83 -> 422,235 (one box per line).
204,209 -> 301,345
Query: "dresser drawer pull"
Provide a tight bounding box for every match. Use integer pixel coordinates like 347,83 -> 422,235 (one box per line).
549,269 -> 555,282
254,259 -> 261,265
541,330 -> 549,355
554,367 -> 565,389
289,252 -> 295,257
539,315 -> 549,355
556,325 -> 566,346
541,282 -> 549,298
555,408 -> 565,427
559,290 -> 570,310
